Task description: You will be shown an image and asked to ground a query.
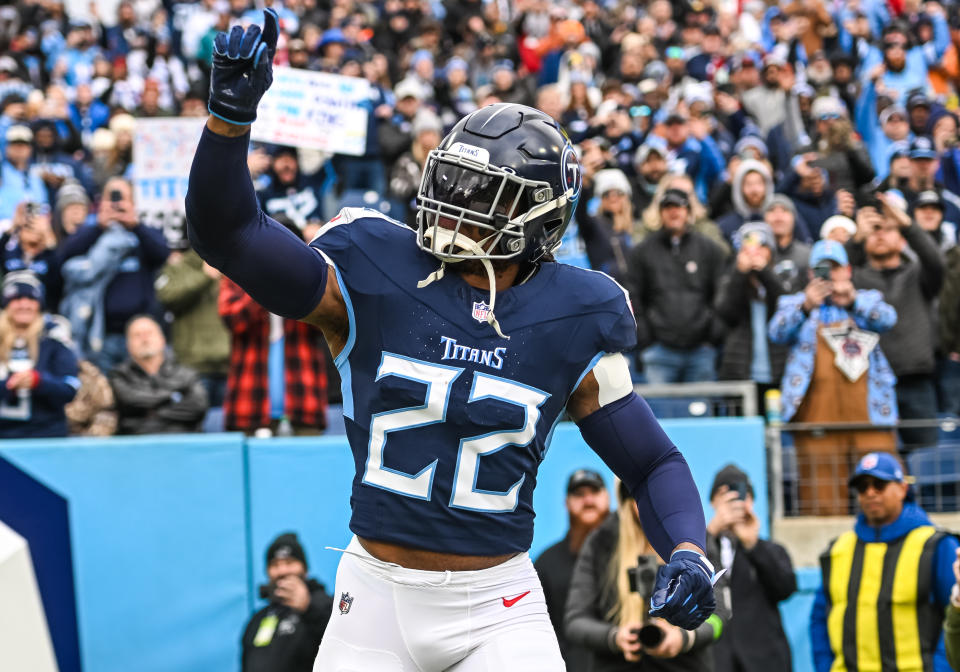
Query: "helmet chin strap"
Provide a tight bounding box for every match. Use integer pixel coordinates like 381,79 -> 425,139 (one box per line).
417,225 -> 510,339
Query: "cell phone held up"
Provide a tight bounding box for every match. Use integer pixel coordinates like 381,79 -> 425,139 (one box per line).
813,263 -> 833,282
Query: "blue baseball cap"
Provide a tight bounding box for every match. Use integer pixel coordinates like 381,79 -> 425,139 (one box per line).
810,239 -> 849,267
319,28 -> 346,48
849,452 -> 905,486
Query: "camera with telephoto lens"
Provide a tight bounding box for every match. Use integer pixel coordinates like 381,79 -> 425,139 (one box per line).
627,555 -> 665,648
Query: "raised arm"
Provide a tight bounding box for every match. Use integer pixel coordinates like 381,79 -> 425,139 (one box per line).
184,10 -> 345,342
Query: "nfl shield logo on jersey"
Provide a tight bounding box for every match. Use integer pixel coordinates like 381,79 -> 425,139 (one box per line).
339,592 -> 354,615
472,301 -> 490,323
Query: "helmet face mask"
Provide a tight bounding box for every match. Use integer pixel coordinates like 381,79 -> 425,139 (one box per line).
416,104 -> 581,265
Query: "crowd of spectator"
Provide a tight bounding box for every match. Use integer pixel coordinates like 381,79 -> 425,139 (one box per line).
0,0 -> 959,477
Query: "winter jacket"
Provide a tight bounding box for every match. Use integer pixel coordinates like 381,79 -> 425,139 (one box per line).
778,170 -> 833,243
155,249 -> 230,377
940,246 -> 960,356
109,356 -> 208,435
945,603 -> 960,672
768,289 -> 898,424
0,315 -> 79,438
742,85 -> 786,135
850,224 -> 945,377
576,186 -> 633,284
64,359 -> 116,436
219,277 -> 327,432
626,227 -> 729,351
708,533 -> 795,672
772,239 -> 811,293
241,577 -> 333,672
564,513 -> 731,672
59,222 -> 169,334
715,265 -> 790,382
716,160 -> 774,243
810,503 -> 959,672
58,224 -> 139,357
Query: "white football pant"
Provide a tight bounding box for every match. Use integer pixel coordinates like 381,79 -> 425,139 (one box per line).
313,536 -> 565,671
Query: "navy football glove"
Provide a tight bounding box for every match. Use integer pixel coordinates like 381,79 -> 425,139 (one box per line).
208,8 -> 279,125
648,550 -> 718,630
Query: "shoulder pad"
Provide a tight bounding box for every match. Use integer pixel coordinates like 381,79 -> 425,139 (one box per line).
310,207 -> 409,243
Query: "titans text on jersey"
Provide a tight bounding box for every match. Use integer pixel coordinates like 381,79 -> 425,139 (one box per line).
309,208 -> 635,556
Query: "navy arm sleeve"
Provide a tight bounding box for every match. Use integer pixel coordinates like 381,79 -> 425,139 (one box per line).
184,127 -> 326,319
576,392 -> 706,558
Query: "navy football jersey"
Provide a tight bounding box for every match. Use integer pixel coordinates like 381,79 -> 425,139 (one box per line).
310,208 -> 636,555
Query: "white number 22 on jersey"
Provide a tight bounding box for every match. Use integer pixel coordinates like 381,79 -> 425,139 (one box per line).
363,353 -> 549,513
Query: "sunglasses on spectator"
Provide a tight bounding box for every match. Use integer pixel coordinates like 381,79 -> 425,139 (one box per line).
818,113 -> 843,121
853,477 -> 892,494
883,40 -> 907,50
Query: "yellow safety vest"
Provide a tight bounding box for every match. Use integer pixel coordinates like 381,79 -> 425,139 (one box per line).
821,526 -> 946,672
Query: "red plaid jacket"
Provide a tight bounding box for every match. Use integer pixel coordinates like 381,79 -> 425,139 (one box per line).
219,277 -> 327,431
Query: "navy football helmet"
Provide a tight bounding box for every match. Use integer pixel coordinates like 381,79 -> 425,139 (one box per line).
416,103 -> 582,265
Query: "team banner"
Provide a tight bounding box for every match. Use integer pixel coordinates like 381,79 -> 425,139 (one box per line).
251,67 -> 371,155
132,117 -> 206,250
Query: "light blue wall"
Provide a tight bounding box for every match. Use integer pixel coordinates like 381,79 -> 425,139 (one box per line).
0,434 -> 250,672
0,418 -> 796,672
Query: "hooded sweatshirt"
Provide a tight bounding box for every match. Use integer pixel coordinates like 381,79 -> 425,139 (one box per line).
717,160 -> 774,242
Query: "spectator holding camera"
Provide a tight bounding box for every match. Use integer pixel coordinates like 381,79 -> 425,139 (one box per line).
706,465 -> 795,672
565,481 -> 729,671
109,314 -> 207,435
769,239 -> 899,514
59,177 -> 169,372
849,194 -> 944,447
1,201 -> 62,309
241,532 -> 333,672
0,271 -> 79,438
715,222 -> 789,387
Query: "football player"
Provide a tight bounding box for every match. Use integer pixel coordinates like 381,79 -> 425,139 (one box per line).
186,11 -> 718,671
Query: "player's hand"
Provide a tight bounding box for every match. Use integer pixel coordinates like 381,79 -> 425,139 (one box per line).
649,550 -> 717,630
274,575 -> 311,612
208,8 -> 279,125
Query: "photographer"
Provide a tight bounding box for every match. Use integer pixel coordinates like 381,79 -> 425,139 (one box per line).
241,533 -> 333,672
565,482 -> 729,671
59,177 -> 168,372
706,465 -> 795,672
